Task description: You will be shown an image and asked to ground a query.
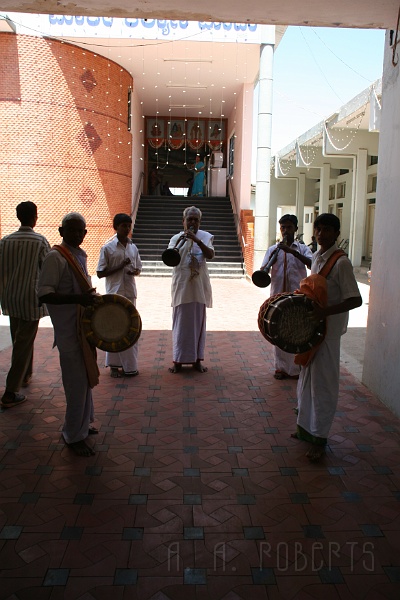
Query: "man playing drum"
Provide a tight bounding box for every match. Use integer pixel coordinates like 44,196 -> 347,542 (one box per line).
293,213 -> 362,462
96,213 -> 142,378
38,213 -> 99,457
260,214 -> 312,380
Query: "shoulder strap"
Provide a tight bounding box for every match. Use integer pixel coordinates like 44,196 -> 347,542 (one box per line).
319,249 -> 346,279
52,245 -> 91,293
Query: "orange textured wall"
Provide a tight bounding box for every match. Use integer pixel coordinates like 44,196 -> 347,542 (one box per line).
240,209 -> 255,277
0,33 -> 133,273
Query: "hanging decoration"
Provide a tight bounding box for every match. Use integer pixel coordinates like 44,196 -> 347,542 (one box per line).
168,119 -> 186,150
207,119 -> 225,151
146,117 -> 226,153
147,117 -> 165,148
187,119 -> 205,150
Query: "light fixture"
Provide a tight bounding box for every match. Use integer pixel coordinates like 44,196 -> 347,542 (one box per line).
169,104 -> 205,108
166,84 -> 208,89
163,59 -> 213,63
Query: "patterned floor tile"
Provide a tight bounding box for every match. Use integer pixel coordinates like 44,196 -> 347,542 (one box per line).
0,278 -> 399,598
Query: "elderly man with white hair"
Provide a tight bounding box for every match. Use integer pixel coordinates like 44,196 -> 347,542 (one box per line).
167,206 -> 215,373
38,213 -> 99,457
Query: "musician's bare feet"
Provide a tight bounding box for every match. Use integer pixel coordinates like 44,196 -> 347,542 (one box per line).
169,363 -> 182,373
66,440 -> 95,456
306,445 -> 325,463
193,360 -> 207,373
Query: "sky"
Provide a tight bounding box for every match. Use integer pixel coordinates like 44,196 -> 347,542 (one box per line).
270,26 -> 385,154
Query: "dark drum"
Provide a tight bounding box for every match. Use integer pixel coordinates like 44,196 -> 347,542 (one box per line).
257,293 -> 325,354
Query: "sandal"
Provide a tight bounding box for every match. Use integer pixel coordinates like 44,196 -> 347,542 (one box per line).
1,392 -> 27,408
110,367 -> 121,378
88,426 -> 99,435
122,370 -> 139,377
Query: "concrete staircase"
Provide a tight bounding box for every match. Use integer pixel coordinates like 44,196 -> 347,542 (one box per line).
133,195 -> 245,278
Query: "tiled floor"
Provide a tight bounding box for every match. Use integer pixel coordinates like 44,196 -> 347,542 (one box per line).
1,277 -> 399,599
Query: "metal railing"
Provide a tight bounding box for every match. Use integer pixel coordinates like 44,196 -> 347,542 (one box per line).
227,177 -> 247,252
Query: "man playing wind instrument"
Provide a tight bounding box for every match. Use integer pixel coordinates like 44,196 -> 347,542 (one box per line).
168,206 -> 214,373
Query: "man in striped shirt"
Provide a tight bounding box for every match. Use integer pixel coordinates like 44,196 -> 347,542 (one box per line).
0,202 -> 50,408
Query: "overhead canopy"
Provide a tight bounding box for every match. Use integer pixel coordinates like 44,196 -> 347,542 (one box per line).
0,0 -> 397,29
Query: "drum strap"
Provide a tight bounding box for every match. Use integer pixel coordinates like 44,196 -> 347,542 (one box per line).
52,245 -> 92,292
318,249 -> 347,278
294,249 -> 347,366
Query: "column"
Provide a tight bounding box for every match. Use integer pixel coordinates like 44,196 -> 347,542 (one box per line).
319,163 -> 330,215
296,172 -> 306,238
349,148 -> 368,265
254,43 -> 274,268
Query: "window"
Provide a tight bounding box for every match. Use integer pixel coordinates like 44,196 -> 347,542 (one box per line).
368,176 -> 377,193
305,213 -> 309,223
337,182 -> 346,199
329,184 -> 335,200
369,155 -> 378,166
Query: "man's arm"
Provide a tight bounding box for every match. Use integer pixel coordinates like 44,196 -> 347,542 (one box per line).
186,231 -> 215,260
311,295 -> 362,322
279,244 -> 312,269
197,238 -> 214,260
39,291 -> 97,307
97,257 -> 131,279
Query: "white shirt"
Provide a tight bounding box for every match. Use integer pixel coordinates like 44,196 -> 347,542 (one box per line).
38,243 -> 91,352
169,229 -> 214,308
312,243 -> 361,337
96,236 -> 142,300
261,240 -> 312,296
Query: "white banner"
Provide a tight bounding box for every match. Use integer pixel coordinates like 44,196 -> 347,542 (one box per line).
6,13 -> 275,44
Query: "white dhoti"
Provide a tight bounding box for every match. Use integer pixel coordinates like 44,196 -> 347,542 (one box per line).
172,302 -> 206,364
59,348 -> 94,444
274,347 -> 300,377
297,335 -> 341,440
105,343 -> 138,373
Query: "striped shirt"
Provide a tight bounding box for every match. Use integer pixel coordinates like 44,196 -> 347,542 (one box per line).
0,226 -> 51,320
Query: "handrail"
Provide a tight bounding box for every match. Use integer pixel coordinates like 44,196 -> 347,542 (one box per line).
131,171 -> 145,222
227,177 -> 247,251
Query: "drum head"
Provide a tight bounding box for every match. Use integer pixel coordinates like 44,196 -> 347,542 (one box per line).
258,293 -> 325,354
82,294 -> 142,352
